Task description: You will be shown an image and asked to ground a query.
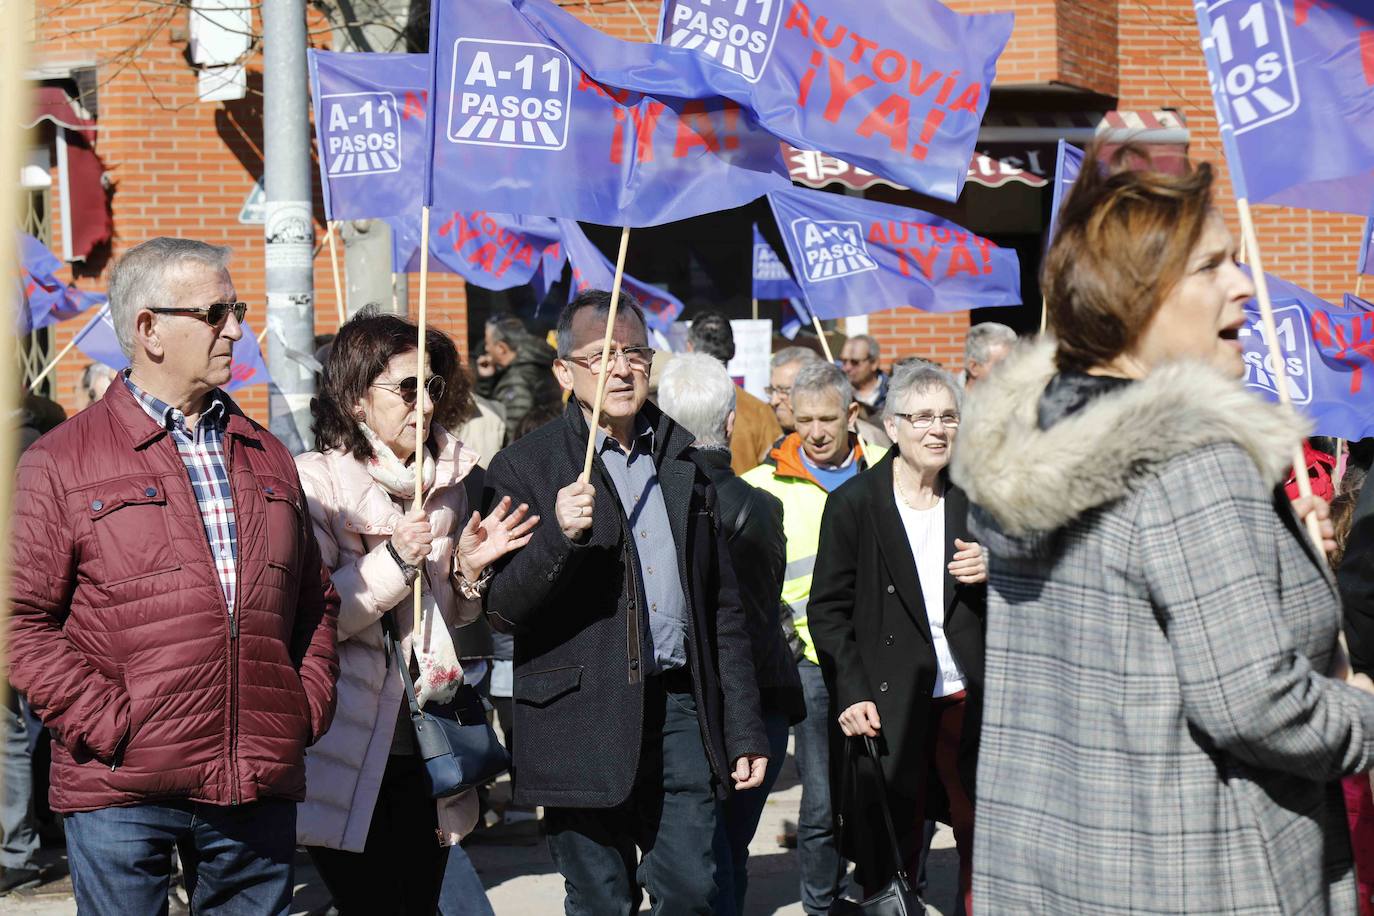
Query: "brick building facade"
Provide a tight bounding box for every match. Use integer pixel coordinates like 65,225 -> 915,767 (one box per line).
24,0 -> 1368,422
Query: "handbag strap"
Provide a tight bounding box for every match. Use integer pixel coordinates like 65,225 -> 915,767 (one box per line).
863,735 -> 911,881
379,613 -> 423,719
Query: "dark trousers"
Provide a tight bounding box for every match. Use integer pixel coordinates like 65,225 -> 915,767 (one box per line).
795,658 -> 847,914
545,673 -> 718,916
64,798 -> 295,916
712,709 -> 790,916
308,754 -> 450,916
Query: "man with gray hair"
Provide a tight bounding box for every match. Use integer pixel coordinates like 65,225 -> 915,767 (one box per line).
839,333 -> 887,419
963,321 -> 1017,388
659,353 -> 803,916
8,237 -> 339,914
765,346 -> 822,434
743,360 -> 887,915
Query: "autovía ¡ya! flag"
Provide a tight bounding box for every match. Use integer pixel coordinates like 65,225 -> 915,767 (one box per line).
1046,140 -> 1084,249
556,218 -> 685,332
72,305 -> 271,392
765,186 -> 1020,321
513,0 -> 1013,203
422,0 -> 789,227
389,209 -> 563,291
1193,0 -> 1374,214
1238,270 -> 1374,440
753,224 -> 802,301
308,50 -> 429,221
18,232 -> 104,333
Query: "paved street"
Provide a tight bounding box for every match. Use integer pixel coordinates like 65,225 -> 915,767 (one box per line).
0,740 -> 960,915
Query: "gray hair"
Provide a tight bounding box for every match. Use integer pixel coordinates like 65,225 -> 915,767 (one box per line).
791,360 -> 852,408
770,346 -> 821,371
883,364 -> 963,421
657,352 -> 736,449
486,314 -> 528,348
107,237 -> 231,359
964,322 -> 1017,366
81,362 -> 117,393
846,333 -> 880,361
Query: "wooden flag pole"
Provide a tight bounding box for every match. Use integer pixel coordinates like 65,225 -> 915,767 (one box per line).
413,206 -> 432,637
256,325 -> 269,344
809,311 -> 873,460
1358,275 -> 1365,299
751,297 -> 758,321
579,226 -> 633,483
26,330 -> 84,393
326,221 -> 346,326
1236,198 -> 1323,549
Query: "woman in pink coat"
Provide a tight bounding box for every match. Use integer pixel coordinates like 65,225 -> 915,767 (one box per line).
295,312 -> 537,915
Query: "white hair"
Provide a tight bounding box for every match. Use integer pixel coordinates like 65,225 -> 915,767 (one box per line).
107,237 -> 231,359
964,322 -> 1017,365
883,364 -> 963,420
770,346 -> 821,371
658,352 -> 736,449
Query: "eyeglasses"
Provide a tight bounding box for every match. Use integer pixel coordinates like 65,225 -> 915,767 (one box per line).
894,412 -> 960,430
372,374 -> 446,405
840,357 -> 873,366
763,385 -> 791,398
564,346 -> 655,375
148,302 -> 248,326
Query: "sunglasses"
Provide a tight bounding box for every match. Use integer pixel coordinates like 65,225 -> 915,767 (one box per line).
148,302 -> 249,326
371,374 -> 446,405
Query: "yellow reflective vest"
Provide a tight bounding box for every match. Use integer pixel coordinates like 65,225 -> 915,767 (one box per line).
742,433 -> 886,665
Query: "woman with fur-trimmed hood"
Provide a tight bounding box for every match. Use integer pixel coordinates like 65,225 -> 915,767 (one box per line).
952,148 -> 1374,915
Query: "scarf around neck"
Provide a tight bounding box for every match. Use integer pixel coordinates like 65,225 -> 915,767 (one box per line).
360,421 -> 437,501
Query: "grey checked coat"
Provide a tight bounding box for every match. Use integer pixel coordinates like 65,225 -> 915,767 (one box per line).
951,341 -> 1374,915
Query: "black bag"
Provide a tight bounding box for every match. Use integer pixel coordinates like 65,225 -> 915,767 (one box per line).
381,613 -> 510,799
828,736 -> 925,916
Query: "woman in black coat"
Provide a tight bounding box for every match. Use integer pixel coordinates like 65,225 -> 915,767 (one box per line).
809,364 -> 986,913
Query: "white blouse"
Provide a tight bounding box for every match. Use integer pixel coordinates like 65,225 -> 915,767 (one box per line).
895,495 -> 967,698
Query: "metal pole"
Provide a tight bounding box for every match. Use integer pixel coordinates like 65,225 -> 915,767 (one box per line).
263,0 -> 316,451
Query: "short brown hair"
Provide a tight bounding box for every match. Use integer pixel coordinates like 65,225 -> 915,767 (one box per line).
1044,143 -> 1217,374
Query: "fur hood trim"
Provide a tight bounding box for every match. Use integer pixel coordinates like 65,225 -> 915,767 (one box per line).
950,339 -> 1307,537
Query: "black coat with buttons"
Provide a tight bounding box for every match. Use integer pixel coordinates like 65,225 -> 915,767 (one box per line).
481,399 -> 766,809
808,452 -> 985,845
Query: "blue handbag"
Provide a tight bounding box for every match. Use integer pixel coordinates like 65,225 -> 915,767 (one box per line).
382,613 -> 511,799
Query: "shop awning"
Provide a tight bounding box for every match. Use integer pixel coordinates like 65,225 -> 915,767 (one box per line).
784,109 -> 1189,192
22,84 -> 111,262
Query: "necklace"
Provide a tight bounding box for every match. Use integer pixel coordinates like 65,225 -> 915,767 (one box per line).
893,462 -> 940,510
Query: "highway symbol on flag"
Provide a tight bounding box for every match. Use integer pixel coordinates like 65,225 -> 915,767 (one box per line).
662,0 -> 782,84
323,91 -> 403,177
447,38 -> 572,150
1239,301 -> 1313,404
1205,0 -> 1300,134
754,241 -> 790,281
791,219 -> 878,283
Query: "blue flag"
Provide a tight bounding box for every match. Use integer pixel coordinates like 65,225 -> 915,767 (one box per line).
1046,140 -> 1084,249
753,224 -> 802,301
1238,270 -> 1374,439
390,209 -> 564,291
19,232 -> 104,333
765,187 -> 1020,321
1359,214 -> 1374,276
1194,1 -> 1374,214
514,0 -> 1013,203
308,50 -> 429,221
423,0 -> 789,227
557,218 -> 685,332
73,307 -> 270,393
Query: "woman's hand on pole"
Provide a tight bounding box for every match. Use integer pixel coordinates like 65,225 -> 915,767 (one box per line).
1290,495 -> 1337,556
391,508 -> 435,566
949,538 -> 987,584
838,701 -> 882,738
456,496 -> 538,581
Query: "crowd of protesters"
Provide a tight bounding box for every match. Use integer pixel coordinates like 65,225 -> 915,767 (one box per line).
9,142 -> 1374,916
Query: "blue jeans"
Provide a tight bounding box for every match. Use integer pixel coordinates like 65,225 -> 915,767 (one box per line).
546,675 -> 718,916
0,690 -> 38,871
795,659 -> 847,915
438,843 -> 495,916
65,799 -> 295,916
712,710 -> 790,916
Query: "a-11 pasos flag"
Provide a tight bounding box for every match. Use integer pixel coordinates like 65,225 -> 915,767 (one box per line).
1237,270 -> 1374,440
1046,140 -> 1084,249
422,0 -> 789,227
557,218 -> 685,332
753,224 -> 802,301
514,0 -> 1012,203
389,209 -> 563,292
72,306 -> 271,392
1194,0 -> 1374,214
308,50 -> 429,221
766,186 -> 1020,321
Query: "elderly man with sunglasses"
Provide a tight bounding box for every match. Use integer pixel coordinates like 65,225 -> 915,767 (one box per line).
481,289 -> 767,915
8,237 -> 339,915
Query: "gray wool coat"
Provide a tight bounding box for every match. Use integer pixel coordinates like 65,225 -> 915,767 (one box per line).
951,341 -> 1374,915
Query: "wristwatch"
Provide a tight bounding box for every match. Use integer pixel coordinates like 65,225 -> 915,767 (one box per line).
386,540 -> 421,586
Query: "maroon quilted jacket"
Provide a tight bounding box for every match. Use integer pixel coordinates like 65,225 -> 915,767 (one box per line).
8,381 -> 339,813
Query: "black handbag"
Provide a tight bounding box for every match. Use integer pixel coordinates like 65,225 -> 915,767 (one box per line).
828,736 -> 926,916
381,613 -> 510,799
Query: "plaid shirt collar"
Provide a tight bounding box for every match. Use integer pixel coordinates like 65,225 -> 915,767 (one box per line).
122,370 -> 229,435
